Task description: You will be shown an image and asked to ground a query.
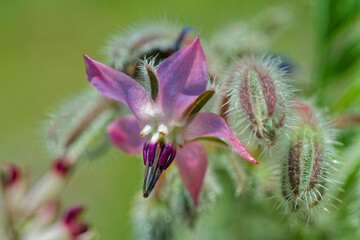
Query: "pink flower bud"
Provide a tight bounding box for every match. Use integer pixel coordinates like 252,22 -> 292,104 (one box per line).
62,205 -> 88,238
22,205 -> 90,240
52,157 -> 72,177
0,163 -> 19,189
0,163 -> 26,214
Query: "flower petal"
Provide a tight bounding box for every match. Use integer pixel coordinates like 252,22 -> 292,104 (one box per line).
156,37 -> 207,119
184,112 -> 258,164
175,142 -> 207,207
106,115 -> 146,154
83,55 -> 153,124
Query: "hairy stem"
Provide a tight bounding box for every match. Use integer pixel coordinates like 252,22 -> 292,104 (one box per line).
64,97 -> 117,150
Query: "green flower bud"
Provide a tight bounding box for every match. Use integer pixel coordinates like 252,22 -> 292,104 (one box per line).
132,195 -> 173,240
226,56 -> 294,152
104,21 -> 194,77
280,101 -> 338,220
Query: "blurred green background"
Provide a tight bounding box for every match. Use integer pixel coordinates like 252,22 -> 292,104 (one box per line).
0,0 -> 311,238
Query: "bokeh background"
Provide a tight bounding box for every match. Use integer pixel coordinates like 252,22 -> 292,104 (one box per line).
0,0 -> 312,238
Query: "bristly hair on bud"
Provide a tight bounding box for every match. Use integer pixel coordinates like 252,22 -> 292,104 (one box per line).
136,56 -> 160,98
277,100 -> 339,223
208,7 -> 292,73
44,87 -> 117,162
104,21 -> 194,75
226,55 -> 295,154
132,194 -> 174,240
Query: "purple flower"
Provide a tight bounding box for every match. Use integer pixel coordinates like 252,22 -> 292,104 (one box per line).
83,37 -> 257,206
0,163 -> 19,189
62,205 -> 88,238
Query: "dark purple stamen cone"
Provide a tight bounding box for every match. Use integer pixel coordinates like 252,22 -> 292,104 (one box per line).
164,148 -> 176,170
143,141 -> 176,198
143,142 -> 150,165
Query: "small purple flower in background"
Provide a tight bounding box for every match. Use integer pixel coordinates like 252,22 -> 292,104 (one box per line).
62,205 -> 88,238
83,37 -> 257,206
0,163 -> 19,189
23,205 -> 92,240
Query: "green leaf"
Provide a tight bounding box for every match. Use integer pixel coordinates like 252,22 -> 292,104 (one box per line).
195,136 -> 227,146
334,72 -> 360,111
327,38 -> 360,79
145,64 -> 159,101
336,137 -> 360,202
184,90 -> 215,117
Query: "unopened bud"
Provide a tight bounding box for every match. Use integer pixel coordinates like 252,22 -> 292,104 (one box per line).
227,56 -> 294,150
0,163 -> 26,214
210,22 -> 269,70
105,22 -> 194,77
62,205 -> 89,238
0,163 -> 19,189
45,87 -> 116,161
132,195 -> 173,240
280,101 -> 337,217
22,205 -> 90,240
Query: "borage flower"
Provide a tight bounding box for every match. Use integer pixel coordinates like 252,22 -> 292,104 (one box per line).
83,37 -> 257,206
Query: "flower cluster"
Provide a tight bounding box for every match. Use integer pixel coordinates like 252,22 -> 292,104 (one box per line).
2,11 -> 354,239
83,36 -> 257,204
0,159 -> 97,240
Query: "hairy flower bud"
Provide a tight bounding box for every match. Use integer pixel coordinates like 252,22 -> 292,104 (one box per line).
226,56 -> 294,151
280,101 -> 337,218
211,22 -> 268,62
45,88 -> 116,161
132,196 -> 173,240
105,21 -> 194,77
209,7 -> 291,72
